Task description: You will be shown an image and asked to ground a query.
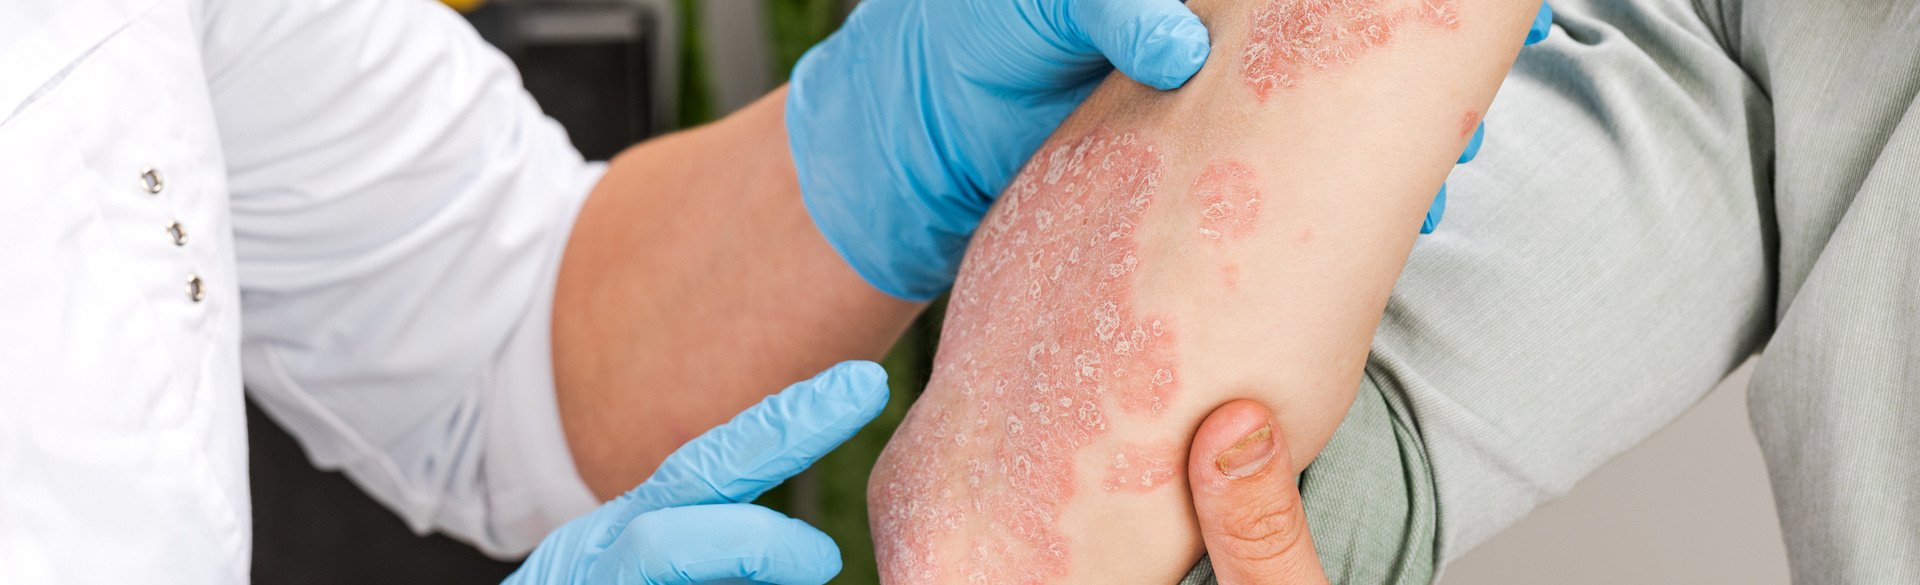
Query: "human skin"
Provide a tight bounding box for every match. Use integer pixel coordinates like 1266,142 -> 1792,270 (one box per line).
550,89 -> 922,497
867,0 -> 1541,582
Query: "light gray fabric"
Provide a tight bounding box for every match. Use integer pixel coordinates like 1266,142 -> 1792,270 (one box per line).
1399,0 -> 1776,562
1182,0 -> 1919,582
1416,2 -> 1920,581
1729,2 -> 1920,582
1188,0 -> 1767,579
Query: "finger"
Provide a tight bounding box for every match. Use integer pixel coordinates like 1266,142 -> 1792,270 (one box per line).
589,504 -> 841,585
603,361 -> 889,541
1526,3 -> 1554,45
1064,0 -> 1211,90
1457,121 -> 1485,164
1421,184 -> 1447,234
1187,400 -> 1328,585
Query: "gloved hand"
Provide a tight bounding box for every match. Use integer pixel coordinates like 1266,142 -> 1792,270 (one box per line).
503,361 -> 889,585
787,0 -> 1212,301
1424,2 -> 1555,234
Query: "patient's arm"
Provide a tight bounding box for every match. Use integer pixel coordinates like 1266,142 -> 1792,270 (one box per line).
869,0 -> 1540,582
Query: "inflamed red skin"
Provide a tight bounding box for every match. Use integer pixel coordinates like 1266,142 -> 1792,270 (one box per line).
1458,110 -> 1483,138
869,128 -> 1186,584
1242,0 -> 1464,98
866,117 -> 1290,582
1189,161 -> 1264,244
1187,161 -> 1265,291
870,1 -> 1494,581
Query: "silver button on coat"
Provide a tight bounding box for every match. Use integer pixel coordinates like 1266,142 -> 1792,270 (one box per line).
141,167 -> 164,194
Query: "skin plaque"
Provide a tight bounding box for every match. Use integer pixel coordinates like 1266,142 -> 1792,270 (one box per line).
870,128 -> 1184,584
1189,160 -> 1264,244
1242,0 -> 1464,98
1458,110 -> 1483,138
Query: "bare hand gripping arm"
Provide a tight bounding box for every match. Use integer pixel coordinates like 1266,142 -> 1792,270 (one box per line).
870,0 -> 1543,582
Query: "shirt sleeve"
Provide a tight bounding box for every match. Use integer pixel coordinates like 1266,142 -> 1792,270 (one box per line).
196,0 -> 602,557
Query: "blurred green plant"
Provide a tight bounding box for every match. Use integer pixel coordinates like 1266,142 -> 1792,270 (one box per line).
674,0 -> 719,127
764,0 -> 846,77
676,0 -> 844,128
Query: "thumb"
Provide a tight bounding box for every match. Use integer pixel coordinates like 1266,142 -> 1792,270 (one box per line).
1187,400 -> 1328,585
1063,0 -> 1211,90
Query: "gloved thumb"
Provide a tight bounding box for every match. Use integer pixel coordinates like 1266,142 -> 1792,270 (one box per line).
1064,0 -> 1211,90
1187,400 -> 1329,585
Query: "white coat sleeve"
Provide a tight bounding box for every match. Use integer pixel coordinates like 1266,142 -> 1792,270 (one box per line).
195,0 -> 603,557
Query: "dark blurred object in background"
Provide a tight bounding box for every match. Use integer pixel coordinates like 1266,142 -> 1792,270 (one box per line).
464,0 -> 677,159
249,402 -> 523,583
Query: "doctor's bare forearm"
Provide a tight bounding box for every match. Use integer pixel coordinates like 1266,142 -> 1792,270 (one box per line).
868,0 -> 1540,581
551,89 -> 920,499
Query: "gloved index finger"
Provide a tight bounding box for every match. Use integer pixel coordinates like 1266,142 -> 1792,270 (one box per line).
1526,3 -> 1553,45
588,504 -> 842,585
596,361 -> 890,545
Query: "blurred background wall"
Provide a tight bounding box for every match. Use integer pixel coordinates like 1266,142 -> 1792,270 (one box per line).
246,2 -> 1789,583
1441,361 -> 1790,584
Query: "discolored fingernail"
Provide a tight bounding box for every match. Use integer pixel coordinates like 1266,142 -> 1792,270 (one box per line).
1214,423 -> 1274,480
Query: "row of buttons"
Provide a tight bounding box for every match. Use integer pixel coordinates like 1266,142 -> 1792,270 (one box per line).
143,167 -> 203,303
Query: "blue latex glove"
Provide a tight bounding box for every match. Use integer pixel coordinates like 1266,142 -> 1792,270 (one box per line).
504,361 -> 889,585
1423,2 -> 1555,234
788,0 -> 1212,301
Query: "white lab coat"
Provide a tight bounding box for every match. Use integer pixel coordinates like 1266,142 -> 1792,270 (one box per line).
0,0 -> 603,582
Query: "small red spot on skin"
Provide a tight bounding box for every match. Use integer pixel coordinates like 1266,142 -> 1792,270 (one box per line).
1458,110 -> 1482,139
1242,0 -> 1464,99
870,128 -> 1180,583
1188,161 -> 1263,243
1221,262 -> 1243,292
